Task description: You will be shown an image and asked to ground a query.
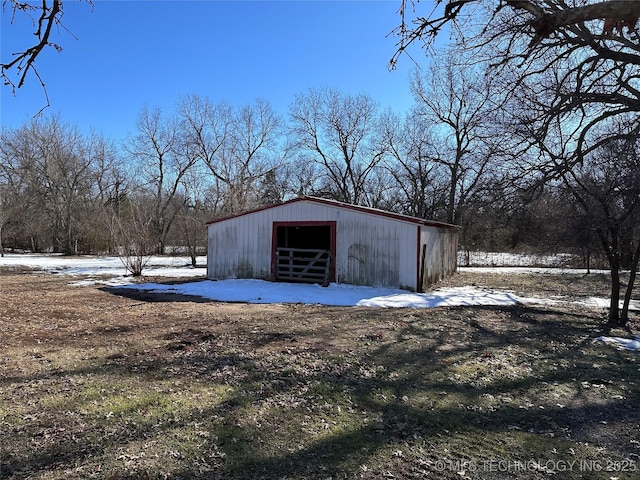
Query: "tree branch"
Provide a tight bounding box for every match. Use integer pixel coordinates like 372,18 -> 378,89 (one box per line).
509,0 -> 640,43
1,0 -> 62,90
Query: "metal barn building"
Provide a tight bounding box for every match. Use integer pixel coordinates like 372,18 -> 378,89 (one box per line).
206,196 -> 459,292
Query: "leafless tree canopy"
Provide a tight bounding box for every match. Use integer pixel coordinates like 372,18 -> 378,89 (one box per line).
392,0 -> 640,161
393,0 -> 640,57
289,88 -> 387,206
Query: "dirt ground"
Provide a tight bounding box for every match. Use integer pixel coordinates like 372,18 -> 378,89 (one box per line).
1,271 -> 639,479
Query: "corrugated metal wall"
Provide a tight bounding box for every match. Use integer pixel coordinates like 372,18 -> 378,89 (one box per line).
208,200 -> 458,290
418,225 -> 459,291
336,212 -> 416,289
207,214 -> 272,280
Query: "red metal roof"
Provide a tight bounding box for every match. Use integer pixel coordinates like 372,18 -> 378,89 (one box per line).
206,196 -> 460,229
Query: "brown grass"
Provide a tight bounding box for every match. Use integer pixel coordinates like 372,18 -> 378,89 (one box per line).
1,271 -> 639,479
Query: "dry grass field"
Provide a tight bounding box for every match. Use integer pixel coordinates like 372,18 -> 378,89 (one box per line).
1,271 -> 639,479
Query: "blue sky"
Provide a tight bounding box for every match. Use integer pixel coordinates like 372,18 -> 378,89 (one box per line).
1,0 -> 423,140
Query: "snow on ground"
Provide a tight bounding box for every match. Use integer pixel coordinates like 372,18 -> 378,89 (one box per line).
2,253 -> 638,351
458,250 -> 578,268
458,266 -> 611,274
121,280 -> 545,308
0,252 -> 635,311
0,253 -> 206,286
595,336 -> 640,352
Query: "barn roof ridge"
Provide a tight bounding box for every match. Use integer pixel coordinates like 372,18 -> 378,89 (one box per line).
206,196 -> 460,229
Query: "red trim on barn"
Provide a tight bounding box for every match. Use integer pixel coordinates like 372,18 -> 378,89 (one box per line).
271,221 -> 337,282
206,196 -> 459,230
416,226 -> 422,293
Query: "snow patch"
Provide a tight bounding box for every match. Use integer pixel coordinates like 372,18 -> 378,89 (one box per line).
0,253 -> 205,286
0,253 -> 635,311
595,336 -> 640,352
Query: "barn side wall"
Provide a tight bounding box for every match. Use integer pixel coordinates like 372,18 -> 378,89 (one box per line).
207,215 -> 273,280
335,211 -> 417,289
207,201 -> 420,289
418,224 -> 459,291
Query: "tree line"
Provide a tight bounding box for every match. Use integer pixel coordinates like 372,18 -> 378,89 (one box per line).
2,49 -> 639,323
0,55 -> 633,259
0,71 -> 520,244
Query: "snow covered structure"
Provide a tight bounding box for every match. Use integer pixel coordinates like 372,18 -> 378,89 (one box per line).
206,196 -> 459,292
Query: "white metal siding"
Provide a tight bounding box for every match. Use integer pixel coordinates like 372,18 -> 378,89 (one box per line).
336,214 -> 416,289
207,200 -> 453,290
418,225 -> 459,289
207,214 -> 272,279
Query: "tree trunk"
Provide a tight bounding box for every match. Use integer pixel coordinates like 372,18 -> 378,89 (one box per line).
621,237 -> 640,326
598,225 -> 621,325
597,225 -> 625,326
447,164 -> 458,225
608,259 -> 621,325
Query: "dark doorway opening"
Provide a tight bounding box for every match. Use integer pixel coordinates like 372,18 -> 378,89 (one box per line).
272,222 -> 336,285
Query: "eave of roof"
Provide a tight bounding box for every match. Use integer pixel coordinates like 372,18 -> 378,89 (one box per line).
206,196 -> 460,229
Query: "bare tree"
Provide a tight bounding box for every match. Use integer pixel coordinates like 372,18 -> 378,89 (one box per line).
288,87 -> 386,206
109,193 -> 156,277
410,58 -> 506,225
393,1 -> 640,170
557,132 -> 640,327
175,164 -> 210,267
0,137 -> 21,255
379,108 -> 447,219
221,99 -> 283,212
179,95 -> 283,215
126,105 -> 196,254
0,116 -> 98,254
392,1 -> 640,60
1,124 -> 43,251
394,1 -> 640,324
178,95 -> 232,216
82,135 -> 127,253
0,184 -> 11,257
